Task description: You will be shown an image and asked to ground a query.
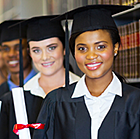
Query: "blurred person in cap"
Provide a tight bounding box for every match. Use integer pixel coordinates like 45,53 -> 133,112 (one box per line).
0,16 -> 80,139
0,20 -> 37,98
33,5 -> 140,139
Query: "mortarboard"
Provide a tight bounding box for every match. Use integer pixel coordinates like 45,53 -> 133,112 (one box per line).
52,5 -> 133,87
0,20 -> 27,87
53,5 -> 133,34
26,15 -> 65,42
0,20 -> 26,43
9,15 -> 65,42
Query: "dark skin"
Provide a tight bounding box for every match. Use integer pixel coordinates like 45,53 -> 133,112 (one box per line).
0,46 -> 8,85
75,30 -> 119,97
2,39 -> 32,85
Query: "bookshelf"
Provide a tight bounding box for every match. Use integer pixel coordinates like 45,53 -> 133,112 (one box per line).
113,3 -> 140,84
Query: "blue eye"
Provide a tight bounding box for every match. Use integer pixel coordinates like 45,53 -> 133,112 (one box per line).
33,49 -> 40,53
48,46 -> 57,51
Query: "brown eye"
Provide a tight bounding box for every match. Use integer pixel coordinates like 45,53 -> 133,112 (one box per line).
78,47 -> 86,51
2,46 -> 10,52
97,45 -> 106,50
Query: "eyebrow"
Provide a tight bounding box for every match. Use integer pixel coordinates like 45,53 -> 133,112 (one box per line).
31,46 -> 39,49
94,41 -> 108,44
2,44 -> 9,47
47,43 -> 57,47
76,43 -> 86,46
31,43 -> 58,50
2,43 -> 20,47
76,41 -> 108,46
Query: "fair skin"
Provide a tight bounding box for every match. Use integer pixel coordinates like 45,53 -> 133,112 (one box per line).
29,37 -> 65,94
75,30 -> 119,97
2,39 -> 32,85
0,46 -> 8,85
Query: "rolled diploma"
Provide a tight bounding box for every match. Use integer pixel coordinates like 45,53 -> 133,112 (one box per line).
12,87 -> 31,139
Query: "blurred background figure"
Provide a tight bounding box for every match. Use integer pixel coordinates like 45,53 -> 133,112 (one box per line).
0,20 -> 37,98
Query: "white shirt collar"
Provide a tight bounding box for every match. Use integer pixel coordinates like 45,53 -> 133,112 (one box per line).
71,72 -> 122,98
24,72 -> 46,98
24,71 -> 80,99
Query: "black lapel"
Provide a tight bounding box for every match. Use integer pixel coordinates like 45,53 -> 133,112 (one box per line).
75,96 -> 91,139
98,83 -> 131,139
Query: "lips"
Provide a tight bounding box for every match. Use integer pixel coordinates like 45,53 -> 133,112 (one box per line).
8,60 -> 19,67
41,61 -> 54,67
9,60 -> 19,65
85,62 -> 102,70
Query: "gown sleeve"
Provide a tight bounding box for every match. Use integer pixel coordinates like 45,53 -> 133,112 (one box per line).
0,92 -> 18,139
33,90 -> 56,139
0,100 -> 9,139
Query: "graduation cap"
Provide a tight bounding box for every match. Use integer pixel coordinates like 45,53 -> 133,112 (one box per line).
26,15 -> 65,42
53,5 -> 133,34
0,20 -> 26,43
0,20 -> 27,87
52,4 -> 133,87
10,15 -> 65,42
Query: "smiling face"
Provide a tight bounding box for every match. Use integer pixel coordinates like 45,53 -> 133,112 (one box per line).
29,37 -> 65,76
1,39 -> 30,74
75,30 -> 119,80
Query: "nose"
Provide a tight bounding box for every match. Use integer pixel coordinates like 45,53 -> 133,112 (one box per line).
8,48 -> 17,57
86,50 -> 98,60
41,50 -> 50,61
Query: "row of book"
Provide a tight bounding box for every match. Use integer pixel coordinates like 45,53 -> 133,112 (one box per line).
113,19 -> 140,79
93,0 -> 140,5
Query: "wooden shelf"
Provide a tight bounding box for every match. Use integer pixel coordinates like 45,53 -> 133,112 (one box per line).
113,3 -> 140,26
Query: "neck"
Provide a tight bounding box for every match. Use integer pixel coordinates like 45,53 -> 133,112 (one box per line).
10,65 -> 32,85
39,67 -> 65,95
85,72 -> 113,97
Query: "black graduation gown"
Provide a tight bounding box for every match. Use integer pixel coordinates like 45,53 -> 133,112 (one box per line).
0,81 -> 9,98
33,82 -> 140,139
0,90 -> 43,139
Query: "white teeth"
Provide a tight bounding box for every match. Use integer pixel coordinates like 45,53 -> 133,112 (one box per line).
9,61 -> 19,64
42,62 -> 53,66
87,63 -> 101,67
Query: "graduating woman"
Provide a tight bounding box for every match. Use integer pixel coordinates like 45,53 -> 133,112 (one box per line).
24,16 -> 80,98
32,5 -> 140,139
0,16 -> 80,139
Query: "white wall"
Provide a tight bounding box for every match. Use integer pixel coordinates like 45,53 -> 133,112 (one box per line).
0,0 -> 46,22
20,0 -> 45,19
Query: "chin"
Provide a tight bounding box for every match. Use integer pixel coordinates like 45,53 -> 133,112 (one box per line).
11,71 -> 20,74
85,71 -> 104,79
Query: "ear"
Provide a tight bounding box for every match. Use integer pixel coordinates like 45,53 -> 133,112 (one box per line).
27,47 -> 31,57
114,42 -> 119,56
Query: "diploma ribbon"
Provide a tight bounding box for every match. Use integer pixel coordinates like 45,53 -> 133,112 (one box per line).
13,123 -> 45,135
